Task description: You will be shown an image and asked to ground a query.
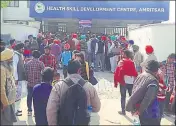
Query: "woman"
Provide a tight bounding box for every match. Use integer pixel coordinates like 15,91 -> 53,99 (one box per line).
75,53 -> 98,85
75,53 -> 89,80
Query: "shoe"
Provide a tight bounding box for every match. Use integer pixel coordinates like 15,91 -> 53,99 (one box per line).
16,111 -> 22,116
118,111 -> 126,115
28,111 -> 32,116
17,110 -> 22,113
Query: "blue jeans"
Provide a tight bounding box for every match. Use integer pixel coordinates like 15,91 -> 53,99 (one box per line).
27,86 -> 33,112
120,84 -> 133,112
159,100 -> 165,122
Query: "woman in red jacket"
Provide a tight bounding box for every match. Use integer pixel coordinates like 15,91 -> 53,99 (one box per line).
114,49 -> 138,115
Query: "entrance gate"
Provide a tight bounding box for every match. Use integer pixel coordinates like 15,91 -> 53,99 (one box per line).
41,23 -> 128,37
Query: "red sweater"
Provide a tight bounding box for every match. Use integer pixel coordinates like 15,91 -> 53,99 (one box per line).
114,58 -> 138,87
157,75 -> 170,101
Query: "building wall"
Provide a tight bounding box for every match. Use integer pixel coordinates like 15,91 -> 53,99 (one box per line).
129,23 -> 175,61
3,1 -> 34,21
1,23 -> 39,42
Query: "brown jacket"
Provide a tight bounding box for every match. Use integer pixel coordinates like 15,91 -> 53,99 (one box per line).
46,74 -> 101,125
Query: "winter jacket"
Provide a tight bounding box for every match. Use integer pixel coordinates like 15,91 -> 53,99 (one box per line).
114,58 -> 138,87
46,74 -> 101,125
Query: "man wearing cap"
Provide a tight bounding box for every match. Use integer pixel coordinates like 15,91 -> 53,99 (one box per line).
13,43 -> 26,116
50,39 -> 62,68
140,45 -> 157,70
1,48 -> 17,125
39,45 -> 57,70
126,60 -> 160,125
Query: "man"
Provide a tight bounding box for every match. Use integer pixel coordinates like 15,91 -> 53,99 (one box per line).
80,34 -> 88,60
1,48 -> 17,125
141,45 -> 157,70
126,60 -> 160,125
25,50 -> 45,116
161,53 -> 175,113
90,34 -> 99,68
67,35 -> 75,51
95,38 -> 105,72
50,39 -> 62,68
132,45 -> 143,73
40,38 -> 48,55
33,67 -> 54,125
39,45 -> 57,70
46,60 -> 101,125
61,43 -> 72,78
9,39 -> 16,50
28,35 -> 39,51
114,50 -> 138,115
13,43 -> 26,116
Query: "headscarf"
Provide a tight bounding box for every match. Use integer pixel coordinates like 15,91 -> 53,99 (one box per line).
64,43 -> 70,50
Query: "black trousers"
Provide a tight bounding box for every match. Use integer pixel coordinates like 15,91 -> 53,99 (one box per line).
63,65 -> 68,79
164,89 -> 173,112
139,115 -> 160,125
120,84 -> 133,112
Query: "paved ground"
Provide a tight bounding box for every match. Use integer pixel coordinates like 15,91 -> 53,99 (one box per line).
14,71 -> 175,125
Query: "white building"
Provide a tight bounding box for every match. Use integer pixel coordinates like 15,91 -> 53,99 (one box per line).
1,1 -> 40,43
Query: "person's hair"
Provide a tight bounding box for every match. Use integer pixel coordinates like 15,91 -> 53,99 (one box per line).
41,67 -> 54,82
67,60 -> 81,74
123,49 -> 133,58
146,60 -> 160,73
10,39 -> 15,45
92,34 -> 96,38
32,50 -> 40,58
24,40 -> 29,43
73,50 -> 80,55
44,45 -> 51,50
28,35 -> 33,39
168,53 -> 176,59
75,53 -> 85,61
14,43 -> 24,50
54,72 -> 60,77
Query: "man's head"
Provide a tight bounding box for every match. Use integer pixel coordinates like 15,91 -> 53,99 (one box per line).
44,45 -> 51,55
122,49 -> 133,59
132,45 -> 139,53
42,38 -> 48,45
1,48 -> 14,71
64,43 -> 70,51
28,35 -> 33,41
53,72 -> 60,81
10,39 -> 16,46
24,40 -> 30,46
67,60 -> 81,75
167,53 -> 176,63
32,50 -> 40,59
145,45 -> 154,55
146,60 -> 160,74
92,34 -> 96,38
15,43 -> 24,53
72,50 -> 80,59
41,67 -> 54,83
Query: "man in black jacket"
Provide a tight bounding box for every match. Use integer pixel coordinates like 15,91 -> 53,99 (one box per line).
126,60 -> 160,125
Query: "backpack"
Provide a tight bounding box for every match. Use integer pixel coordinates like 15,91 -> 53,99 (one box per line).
57,78 -> 90,125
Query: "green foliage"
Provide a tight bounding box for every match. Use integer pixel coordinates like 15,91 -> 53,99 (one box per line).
1,1 -> 10,8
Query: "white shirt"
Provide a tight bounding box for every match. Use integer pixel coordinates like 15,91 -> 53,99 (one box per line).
13,53 -> 19,81
72,38 -> 79,46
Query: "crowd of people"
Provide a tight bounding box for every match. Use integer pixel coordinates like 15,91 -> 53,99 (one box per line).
0,30 -> 175,125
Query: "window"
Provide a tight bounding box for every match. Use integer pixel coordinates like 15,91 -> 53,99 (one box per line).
7,0 -> 19,7
27,0 -> 30,8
